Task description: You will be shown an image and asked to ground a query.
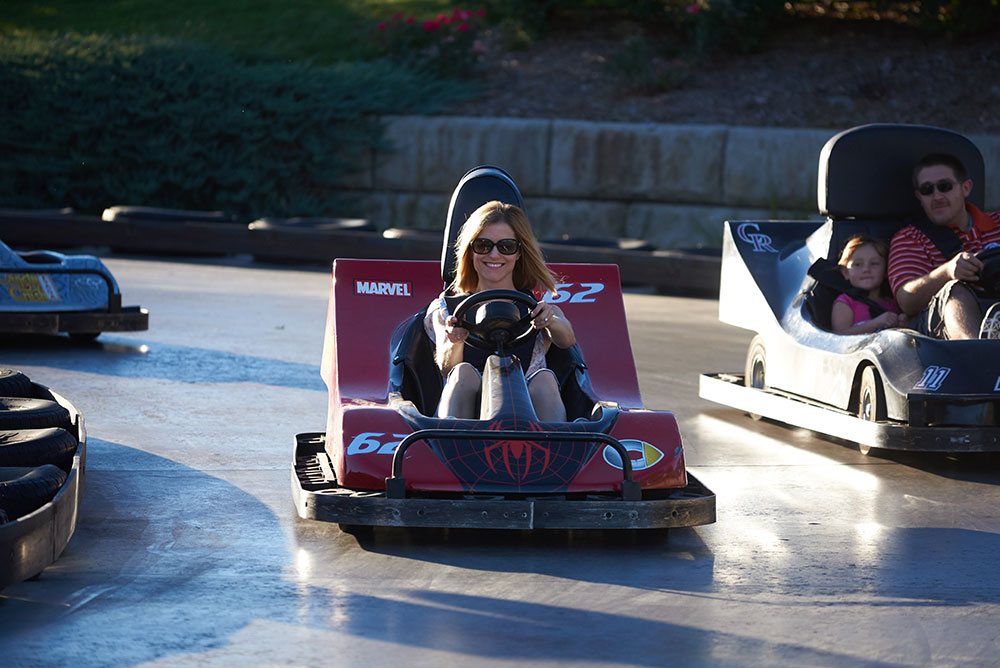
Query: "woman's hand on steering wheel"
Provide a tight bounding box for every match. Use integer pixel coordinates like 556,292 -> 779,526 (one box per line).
531,300 -> 557,330
444,315 -> 469,343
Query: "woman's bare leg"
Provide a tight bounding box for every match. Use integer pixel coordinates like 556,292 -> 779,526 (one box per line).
528,370 -> 566,422
436,363 -> 481,418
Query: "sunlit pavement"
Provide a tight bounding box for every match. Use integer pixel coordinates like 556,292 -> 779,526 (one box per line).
2,256 -> 999,667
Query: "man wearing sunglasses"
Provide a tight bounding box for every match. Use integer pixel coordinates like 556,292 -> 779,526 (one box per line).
887,152 -> 1000,339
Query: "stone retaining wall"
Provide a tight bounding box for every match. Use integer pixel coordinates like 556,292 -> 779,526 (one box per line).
344,116 -> 1000,250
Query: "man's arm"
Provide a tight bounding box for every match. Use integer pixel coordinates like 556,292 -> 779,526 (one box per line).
894,251 -> 983,315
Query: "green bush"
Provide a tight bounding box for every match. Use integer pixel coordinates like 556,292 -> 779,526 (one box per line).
604,34 -> 693,92
0,31 -> 473,217
906,0 -> 1000,37
682,0 -> 788,55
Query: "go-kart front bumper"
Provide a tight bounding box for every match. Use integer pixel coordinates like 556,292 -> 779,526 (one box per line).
291,432 -> 715,530
0,306 -> 148,335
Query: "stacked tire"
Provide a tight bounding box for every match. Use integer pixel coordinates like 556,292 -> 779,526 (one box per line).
0,367 -> 86,590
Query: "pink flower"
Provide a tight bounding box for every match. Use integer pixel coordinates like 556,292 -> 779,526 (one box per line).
393,11 -> 403,19
377,22 -> 386,30
476,9 -> 486,17
406,16 -> 414,24
686,4 -> 700,13
458,22 -> 470,32
460,10 -> 472,20
423,20 -> 440,31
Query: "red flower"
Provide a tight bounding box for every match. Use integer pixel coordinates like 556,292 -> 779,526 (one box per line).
393,11 -> 403,19
406,16 -> 414,24
476,9 -> 486,17
686,4 -> 700,13
377,22 -> 386,30
423,20 -> 440,31
458,22 -> 470,32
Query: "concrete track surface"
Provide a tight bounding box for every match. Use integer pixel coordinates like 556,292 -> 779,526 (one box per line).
2,256 -> 1000,667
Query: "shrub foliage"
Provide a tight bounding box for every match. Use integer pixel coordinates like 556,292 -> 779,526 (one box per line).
0,31 -> 471,216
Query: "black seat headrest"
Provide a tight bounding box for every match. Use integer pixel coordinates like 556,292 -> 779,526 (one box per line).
818,124 -> 985,220
441,166 -> 525,287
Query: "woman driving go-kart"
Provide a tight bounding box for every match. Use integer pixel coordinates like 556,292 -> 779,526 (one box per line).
427,201 -> 575,422
291,165 -> 715,531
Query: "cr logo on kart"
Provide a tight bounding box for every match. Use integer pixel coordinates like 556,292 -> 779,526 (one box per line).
346,432 -> 408,455
736,223 -> 778,253
913,365 -> 950,391
602,439 -> 664,471
542,282 -> 605,304
354,280 -> 413,297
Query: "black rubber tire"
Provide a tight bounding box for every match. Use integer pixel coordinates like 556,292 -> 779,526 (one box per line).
69,332 -> 101,342
744,336 -> 767,421
0,465 -> 67,519
0,428 -> 78,469
856,366 -> 887,456
0,368 -> 34,398
0,397 -> 72,430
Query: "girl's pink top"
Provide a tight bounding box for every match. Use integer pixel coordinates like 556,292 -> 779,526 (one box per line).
833,293 -> 900,326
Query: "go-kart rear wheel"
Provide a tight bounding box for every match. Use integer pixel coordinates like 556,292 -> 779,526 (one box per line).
744,336 -> 766,421
856,366 -> 886,456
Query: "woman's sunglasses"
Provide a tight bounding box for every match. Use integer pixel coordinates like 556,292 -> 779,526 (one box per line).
472,237 -> 520,255
917,180 -> 958,196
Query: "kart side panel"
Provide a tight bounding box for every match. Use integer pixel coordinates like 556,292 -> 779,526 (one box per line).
334,405 -> 460,490
718,219 -> 822,333
571,409 -> 687,490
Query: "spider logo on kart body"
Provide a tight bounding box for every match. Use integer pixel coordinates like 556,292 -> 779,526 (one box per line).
484,435 -> 551,480
423,416 -> 604,493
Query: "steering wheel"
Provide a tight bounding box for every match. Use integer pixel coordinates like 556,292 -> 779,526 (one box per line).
977,246 -> 1000,298
452,289 -> 539,352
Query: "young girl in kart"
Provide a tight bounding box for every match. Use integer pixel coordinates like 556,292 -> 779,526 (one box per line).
424,201 -> 576,420
832,234 -> 909,334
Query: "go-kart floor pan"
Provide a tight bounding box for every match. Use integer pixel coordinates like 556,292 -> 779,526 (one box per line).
699,373 -> 1000,453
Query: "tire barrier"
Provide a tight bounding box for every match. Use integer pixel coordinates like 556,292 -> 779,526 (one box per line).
0,368 -> 85,590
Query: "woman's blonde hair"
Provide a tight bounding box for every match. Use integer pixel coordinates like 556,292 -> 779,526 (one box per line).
450,201 -> 557,296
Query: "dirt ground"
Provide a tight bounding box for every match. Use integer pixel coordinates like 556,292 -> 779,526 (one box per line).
454,18 -> 1000,134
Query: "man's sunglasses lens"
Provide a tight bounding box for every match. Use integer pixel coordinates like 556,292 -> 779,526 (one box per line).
918,180 -> 956,196
472,238 -> 519,255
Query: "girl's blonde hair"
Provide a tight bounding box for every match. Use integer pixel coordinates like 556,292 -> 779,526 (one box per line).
450,201 -> 557,296
837,233 -> 891,298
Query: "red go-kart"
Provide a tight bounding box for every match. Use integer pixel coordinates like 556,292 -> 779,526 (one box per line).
292,167 -> 715,531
